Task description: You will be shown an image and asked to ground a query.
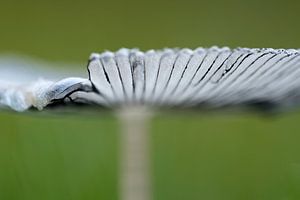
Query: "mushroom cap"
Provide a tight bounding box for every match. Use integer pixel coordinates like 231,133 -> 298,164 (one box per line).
1,47 -> 300,111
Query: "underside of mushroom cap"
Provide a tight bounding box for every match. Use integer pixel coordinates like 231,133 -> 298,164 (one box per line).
2,47 -> 300,111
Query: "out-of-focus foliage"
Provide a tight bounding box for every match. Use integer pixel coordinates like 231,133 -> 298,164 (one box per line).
1,0 -> 300,62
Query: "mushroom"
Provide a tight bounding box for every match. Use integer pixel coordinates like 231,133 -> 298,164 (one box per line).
1,47 -> 300,200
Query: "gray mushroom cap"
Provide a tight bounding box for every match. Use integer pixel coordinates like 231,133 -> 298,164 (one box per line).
1,47 -> 300,111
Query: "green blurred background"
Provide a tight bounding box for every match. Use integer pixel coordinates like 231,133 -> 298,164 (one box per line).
1,0 -> 300,199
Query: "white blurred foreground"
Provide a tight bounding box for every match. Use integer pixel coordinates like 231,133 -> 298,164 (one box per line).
0,54 -> 86,111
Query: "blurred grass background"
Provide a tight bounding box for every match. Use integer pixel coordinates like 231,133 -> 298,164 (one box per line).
1,0 -> 300,199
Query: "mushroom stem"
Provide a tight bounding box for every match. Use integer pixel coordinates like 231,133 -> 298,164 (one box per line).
117,106 -> 152,200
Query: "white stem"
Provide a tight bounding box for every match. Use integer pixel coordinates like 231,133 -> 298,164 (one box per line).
117,106 -> 152,200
